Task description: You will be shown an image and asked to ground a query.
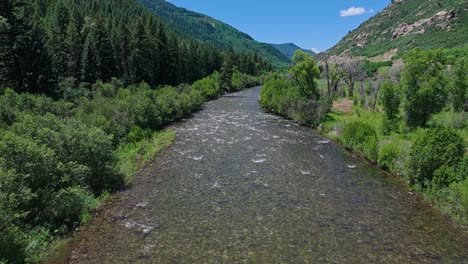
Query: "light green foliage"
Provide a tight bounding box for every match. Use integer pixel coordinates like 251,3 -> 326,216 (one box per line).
290,50 -> 321,99
378,138 -> 407,174
402,49 -> 448,128
342,121 -> 379,162
139,0 -> 289,68
444,177 -> 468,224
192,74 -> 220,99
408,127 -> 464,189
116,130 -> 176,184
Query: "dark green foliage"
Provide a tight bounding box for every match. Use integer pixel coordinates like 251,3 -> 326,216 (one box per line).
0,0 -> 271,94
402,49 -> 448,128
138,0 -> 290,68
191,73 -> 220,100
363,60 -> 393,77
408,127 -> 464,189
450,57 -> 467,112
342,121 -> 379,162
381,80 -> 400,120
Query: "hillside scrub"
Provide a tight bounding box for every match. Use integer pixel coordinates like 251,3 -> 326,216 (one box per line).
0,70 -> 262,263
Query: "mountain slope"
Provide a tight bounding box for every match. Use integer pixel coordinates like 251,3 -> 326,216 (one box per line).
271,43 -> 316,59
138,0 -> 290,67
326,0 -> 468,59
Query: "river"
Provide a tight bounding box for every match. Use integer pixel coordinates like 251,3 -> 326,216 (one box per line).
62,87 -> 468,263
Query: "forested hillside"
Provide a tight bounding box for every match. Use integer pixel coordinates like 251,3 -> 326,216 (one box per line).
138,0 -> 291,67
326,0 -> 468,59
271,43 -> 316,60
0,1 -> 270,262
0,0 -> 272,95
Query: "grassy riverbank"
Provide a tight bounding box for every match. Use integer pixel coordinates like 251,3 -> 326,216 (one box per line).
321,106 -> 468,226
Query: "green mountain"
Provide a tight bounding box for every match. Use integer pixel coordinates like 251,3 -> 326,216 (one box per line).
326,0 -> 468,60
138,0 -> 290,67
271,43 -> 316,60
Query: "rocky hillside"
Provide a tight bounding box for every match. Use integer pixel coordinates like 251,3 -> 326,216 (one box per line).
138,0 -> 290,67
326,0 -> 468,60
271,43 -> 316,60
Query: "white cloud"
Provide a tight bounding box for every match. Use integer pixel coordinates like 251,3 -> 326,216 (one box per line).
340,6 -> 370,17
311,48 -> 320,53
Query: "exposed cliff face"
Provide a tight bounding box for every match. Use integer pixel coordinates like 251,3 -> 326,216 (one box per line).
325,0 -> 467,60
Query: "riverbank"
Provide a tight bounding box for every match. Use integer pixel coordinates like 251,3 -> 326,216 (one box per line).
319,103 -> 468,227
0,71 -> 264,263
53,86 -> 468,263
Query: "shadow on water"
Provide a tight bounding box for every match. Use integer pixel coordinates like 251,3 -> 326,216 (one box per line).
59,86 -> 468,264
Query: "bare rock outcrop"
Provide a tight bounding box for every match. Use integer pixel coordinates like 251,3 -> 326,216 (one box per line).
392,9 -> 456,39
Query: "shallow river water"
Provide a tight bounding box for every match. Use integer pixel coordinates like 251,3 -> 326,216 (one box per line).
63,87 -> 468,263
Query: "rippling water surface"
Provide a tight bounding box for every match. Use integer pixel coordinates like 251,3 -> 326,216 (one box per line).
64,87 -> 468,263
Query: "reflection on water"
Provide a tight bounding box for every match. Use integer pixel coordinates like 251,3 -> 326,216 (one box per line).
66,87 -> 468,263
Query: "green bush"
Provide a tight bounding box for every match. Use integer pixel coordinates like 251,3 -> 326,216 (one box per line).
45,187 -> 99,233
407,127 -> 464,188
432,155 -> 467,189
192,74 -> 220,100
342,121 -> 379,162
260,74 -> 329,127
378,139 -> 406,173
445,177 -> 468,224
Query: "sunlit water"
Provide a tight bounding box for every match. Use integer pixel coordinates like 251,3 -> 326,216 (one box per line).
64,87 -> 468,263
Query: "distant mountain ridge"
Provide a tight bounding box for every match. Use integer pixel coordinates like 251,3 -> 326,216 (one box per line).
326,0 -> 468,60
270,43 -> 316,60
138,0 -> 291,67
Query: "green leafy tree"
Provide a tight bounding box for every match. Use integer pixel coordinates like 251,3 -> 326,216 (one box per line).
450,57 -> 467,112
402,49 -> 448,128
408,126 -> 464,189
380,80 -> 401,120
290,50 -> 320,99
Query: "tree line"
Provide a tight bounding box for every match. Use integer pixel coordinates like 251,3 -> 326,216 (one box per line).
0,0 -> 272,96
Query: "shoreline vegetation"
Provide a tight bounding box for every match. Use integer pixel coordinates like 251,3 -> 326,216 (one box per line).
0,0 -> 272,262
260,48 -> 467,228
0,68 -> 264,264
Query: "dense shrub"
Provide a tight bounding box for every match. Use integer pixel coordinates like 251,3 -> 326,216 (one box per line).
260,74 -> 330,127
342,121 -> 379,162
192,74 -> 220,99
378,139 -> 406,173
407,127 -> 464,189
231,70 -> 262,91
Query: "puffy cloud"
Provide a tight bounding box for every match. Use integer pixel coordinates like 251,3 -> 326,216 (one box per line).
340,6 -> 368,17
311,48 -> 320,53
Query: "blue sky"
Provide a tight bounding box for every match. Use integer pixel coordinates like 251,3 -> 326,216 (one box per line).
166,0 -> 391,52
